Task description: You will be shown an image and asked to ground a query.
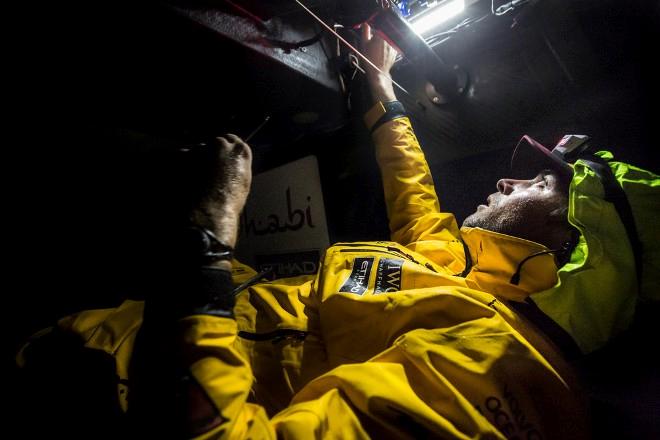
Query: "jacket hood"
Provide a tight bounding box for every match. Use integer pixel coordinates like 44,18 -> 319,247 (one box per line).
530,151 -> 660,354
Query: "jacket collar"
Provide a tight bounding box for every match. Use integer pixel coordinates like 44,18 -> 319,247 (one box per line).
460,227 -> 559,302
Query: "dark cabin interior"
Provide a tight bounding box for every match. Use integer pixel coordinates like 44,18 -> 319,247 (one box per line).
10,0 -> 659,437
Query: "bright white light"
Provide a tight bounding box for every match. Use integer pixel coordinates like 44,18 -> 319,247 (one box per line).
410,0 -> 465,35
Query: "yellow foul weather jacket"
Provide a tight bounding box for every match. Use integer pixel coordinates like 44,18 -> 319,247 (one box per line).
20,103 -> 590,439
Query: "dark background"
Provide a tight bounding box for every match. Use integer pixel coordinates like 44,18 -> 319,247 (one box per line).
8,2 -> 659,432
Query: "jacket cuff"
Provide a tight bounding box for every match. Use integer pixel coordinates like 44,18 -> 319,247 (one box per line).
188,268 -> 235,318
364,101 -> 407,133
158,268 -> 235,319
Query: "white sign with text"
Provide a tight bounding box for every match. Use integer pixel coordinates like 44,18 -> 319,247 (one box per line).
235,155 -> 329,277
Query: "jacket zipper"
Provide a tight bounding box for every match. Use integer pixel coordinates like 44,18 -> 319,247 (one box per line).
338,244 -> 433,271
455,239 -> 472,278
338,242 -> 471,277
238,329 -> 307,344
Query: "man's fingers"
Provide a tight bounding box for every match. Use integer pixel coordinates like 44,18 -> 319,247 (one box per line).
215,136 -> 231,147
214,134 -> 252,161
226,133 -> 252,159
225,133 -> 244,144
361,23 -> 371,42
214,134 -> 241,150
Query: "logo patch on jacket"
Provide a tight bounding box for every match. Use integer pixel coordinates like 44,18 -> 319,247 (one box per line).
375,258 -> 404,293
339,257 -> 374,295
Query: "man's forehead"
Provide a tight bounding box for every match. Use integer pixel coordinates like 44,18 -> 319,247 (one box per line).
506,168 -> 557,180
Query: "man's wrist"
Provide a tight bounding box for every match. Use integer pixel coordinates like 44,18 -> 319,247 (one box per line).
204,260 -> 233,271
190,207 -> 240,249
176,226 -> 235,271
364,100 -> 407,133
370,84 -> 397,105
368,73 -> 396,104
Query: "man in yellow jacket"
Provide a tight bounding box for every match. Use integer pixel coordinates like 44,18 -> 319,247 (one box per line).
17,28 -> 659,439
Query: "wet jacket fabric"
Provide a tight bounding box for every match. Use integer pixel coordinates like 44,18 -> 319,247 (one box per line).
18,105 -> 592,439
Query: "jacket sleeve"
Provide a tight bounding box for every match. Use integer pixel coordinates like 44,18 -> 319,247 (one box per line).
177,315 -> 276,439
178,315 -> 371,440
365,102 -> 461,246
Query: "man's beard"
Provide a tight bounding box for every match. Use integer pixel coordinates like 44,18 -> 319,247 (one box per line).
462,198 -> 537,238
462,209 -> 509,233
462,210 -> 489,229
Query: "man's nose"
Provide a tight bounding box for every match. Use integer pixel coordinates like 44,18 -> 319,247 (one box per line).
497,178 -> 515,195
497,178 -> 529,195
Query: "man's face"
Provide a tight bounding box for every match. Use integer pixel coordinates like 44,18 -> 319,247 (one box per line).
463,170 -> 570,245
